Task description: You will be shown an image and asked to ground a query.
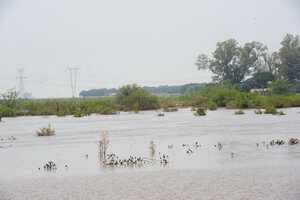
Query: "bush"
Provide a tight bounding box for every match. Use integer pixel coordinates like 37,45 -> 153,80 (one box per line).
234,110 -> 244,115
36,124 -> 55,136
264,106 -> 278,115
265,95 -> 291,108
117,85 -> 159,111
212,89 -> 238,107
195,108 -> 206,116
0,105 -> 16,121
254,109 -> 263,114
270,79 -> 292,95
208,102 -> 217,110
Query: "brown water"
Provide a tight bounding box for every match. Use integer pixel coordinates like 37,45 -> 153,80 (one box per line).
0,108 -> 300,199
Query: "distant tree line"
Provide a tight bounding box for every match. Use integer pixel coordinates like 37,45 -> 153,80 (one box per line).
79,83 -> 206,97
195,33 -> 300,94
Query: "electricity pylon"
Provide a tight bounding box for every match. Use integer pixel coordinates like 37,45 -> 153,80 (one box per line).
67,67 -> 79,98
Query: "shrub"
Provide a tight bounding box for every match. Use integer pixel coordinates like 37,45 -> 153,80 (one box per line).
264,106 -> 278,115
265,95 -> 291,108
212,89 -> 238,107
119,87 -> 159,111
36,124 -> 55,136
0,105 -> 16,121
254,109 -> 263,114
234,110 -> 244,115
208,102 -> 217,110
195,108 -> 206,116
270,79 -> 292,95
278,110 -> 286,115
73,111 -> 83,117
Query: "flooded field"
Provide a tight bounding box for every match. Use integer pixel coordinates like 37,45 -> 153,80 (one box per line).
0,108 -> 300,199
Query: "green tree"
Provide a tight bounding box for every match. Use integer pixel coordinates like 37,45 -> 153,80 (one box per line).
196,39 -> 267,84
0,88 -> 20,108
279,34 -> 300,82
270,79 -> 291,95
116,84 -> 139,103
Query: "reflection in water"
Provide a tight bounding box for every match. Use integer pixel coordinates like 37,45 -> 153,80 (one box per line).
0,108 -> 300,199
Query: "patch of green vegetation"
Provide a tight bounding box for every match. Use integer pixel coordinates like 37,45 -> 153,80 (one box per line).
234,110 -> 245,115
278,110 -> 286,115
195,108 -> 206,116
157,113 -> 164,116
264,106 -> 278,115
254,109 -> 263,114
208,101 -> 217,110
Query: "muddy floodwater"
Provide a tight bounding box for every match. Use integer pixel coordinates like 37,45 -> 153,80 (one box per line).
0,108 -> 300,199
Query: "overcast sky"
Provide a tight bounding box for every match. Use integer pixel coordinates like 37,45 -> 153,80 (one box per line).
0,0 -> 299,98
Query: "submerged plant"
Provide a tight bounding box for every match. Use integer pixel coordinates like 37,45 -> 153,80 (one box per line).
36,124 -> 55,136
234,110 -> 244,115
195,107 -> 206,116
149,141 -> 156,157
254,109 -> 263,114
264,106 -> 278,115
98,131 -> 109,164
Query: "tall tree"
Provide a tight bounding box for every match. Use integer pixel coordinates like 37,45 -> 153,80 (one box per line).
264,52 -> 281,76
195,39 -> 267,84
279,34 -> 300,82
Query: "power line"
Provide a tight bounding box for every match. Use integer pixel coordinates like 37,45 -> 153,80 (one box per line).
67,67 -> 80,98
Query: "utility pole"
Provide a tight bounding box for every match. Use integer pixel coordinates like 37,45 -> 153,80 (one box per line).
67,67 -> 79,98
15,69 -> 26,98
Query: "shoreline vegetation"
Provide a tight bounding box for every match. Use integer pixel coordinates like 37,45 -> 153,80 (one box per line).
0,83 -> 300,119
1,33 -> 300,119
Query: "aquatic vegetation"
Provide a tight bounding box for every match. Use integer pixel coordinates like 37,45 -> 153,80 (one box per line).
193,142 -> 201,148
275,139 -> 285,145
289,138 -> 299,145
159,154 -> 169,165
278,110 -> 286,115
43,161 -> 57,170
186,149 -> 194,154
36,124 -> 55,136
264,106 -> 278,115
195,107 -> 206,116
149,141 -> 156,157
8,136 -> 17,140
208,101 -> 217,110
218,142 -> 222,150
98,131 -> 109,164
254,109 -> 263,114
234,110 -> 244,115
73,111 -> 83,117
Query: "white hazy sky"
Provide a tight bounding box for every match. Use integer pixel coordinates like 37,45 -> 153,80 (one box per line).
0,0 -> 300,98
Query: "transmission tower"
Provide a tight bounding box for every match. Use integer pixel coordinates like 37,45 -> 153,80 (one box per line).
67,67 -> 79,98
15,69 -> 26,98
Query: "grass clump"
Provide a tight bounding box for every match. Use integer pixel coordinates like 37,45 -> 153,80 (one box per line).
36,124 -> 55,136
278,110 -> 286,115
208,101 -> 217,110
195,107 -> 206,116
264,106 -> 278,115
254,109 -> 263,114
234,110 -> 245,115
157,113 -> 164,116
